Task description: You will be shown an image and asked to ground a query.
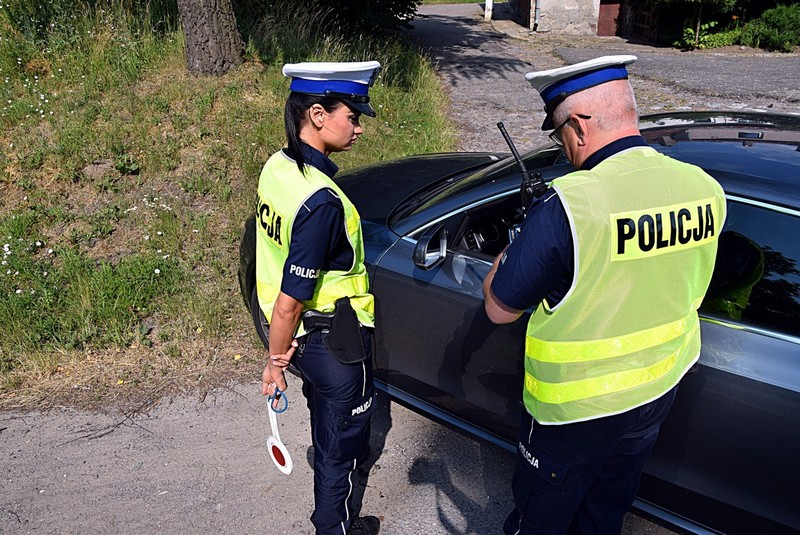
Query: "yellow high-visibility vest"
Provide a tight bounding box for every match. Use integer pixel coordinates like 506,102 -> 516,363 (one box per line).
255,151 -> 374,337
524,147 -> 726,424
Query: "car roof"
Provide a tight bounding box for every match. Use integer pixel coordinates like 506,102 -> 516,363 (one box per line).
388,111 -> 800,235
639,112 -> 800,210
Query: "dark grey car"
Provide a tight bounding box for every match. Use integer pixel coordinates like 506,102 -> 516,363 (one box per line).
239,112 -> 800,535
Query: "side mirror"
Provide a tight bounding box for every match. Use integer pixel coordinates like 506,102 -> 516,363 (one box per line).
413,224 -> 448,270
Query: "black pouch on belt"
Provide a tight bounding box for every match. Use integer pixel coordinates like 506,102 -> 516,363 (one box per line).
324,297 -> 368,364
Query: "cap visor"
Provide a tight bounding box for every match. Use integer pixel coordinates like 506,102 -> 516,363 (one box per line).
542,114 -> 554,131
342,99 -> 376,118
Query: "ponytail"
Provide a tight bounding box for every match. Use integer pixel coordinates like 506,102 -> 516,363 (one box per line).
284,93 -> 342,175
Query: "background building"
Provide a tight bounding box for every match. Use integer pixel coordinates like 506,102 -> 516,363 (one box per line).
509,0 -> 655,39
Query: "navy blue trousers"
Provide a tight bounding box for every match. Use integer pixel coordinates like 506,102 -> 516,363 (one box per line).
503,387 -> 678,535
294,328 -> 375,535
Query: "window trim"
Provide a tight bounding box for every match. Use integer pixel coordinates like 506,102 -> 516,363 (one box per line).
726,194 -> 800,219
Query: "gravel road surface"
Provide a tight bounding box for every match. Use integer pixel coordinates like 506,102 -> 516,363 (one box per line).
1,375 -> 669,535
414,3 -> 799,152
3,3 -> 798,534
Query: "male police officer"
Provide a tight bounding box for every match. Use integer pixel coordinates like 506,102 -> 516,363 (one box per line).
482,55 -> 727,534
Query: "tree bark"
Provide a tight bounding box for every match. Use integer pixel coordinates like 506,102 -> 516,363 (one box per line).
176,0 -> 245,76
694,3 -> 703,47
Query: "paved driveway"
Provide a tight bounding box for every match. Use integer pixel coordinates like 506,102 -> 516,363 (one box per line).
413,3 -> 800,152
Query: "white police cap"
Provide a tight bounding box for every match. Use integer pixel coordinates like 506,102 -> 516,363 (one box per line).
282,61 -> 382,117
525,55 -> 637,130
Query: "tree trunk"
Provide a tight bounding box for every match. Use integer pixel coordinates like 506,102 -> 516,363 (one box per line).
176,0 -> 244,76
694,3 -> 703,47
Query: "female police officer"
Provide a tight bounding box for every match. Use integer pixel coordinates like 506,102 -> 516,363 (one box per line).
257,61 -> 382,535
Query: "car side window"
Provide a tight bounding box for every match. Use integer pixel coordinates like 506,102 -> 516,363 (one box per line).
700,200 -> 800,337
450,196 -> 524,259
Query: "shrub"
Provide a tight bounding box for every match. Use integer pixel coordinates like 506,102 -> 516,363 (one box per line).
233,0 -> 420,38
674,20 -> 740,50
646,0 -> 800,51
703,28 -> 740,48
739,3 -> 800,51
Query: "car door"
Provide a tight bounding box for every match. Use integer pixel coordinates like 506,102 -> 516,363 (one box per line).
640,198 -> 800,533
369,192 -> 528,444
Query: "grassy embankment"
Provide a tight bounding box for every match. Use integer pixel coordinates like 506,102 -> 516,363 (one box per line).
0,2 -> 455,410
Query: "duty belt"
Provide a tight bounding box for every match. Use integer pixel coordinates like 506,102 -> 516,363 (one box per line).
302,309 -> 334,333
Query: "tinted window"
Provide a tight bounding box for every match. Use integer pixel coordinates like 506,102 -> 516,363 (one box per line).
701,201 -> 800,337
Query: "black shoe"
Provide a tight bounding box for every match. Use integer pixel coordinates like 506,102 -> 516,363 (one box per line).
346,516 -> 380,535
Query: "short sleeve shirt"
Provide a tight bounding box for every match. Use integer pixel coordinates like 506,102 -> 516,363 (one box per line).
279,144 -> 354,301
491,135 -> 649,311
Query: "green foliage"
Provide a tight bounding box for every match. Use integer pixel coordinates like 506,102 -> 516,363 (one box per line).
0,0 -> 454,388
674,19 -> 739,49
704,29 -> 740,48
0,0 -> 179,43
307,0 -> 421,33
3,257 -> 178,364
657,0 -> 799,51
738,4 -> 800,51
0,213 -> 182,368
233,0 -> 421,37
114,153 -> 141,175
644,0 -> 782,47
643,0 -> 738,9
0,0 -> 184,129
757,2 -> 800,34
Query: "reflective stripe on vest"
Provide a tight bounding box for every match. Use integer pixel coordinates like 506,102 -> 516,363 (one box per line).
255,151 -> 374,336
523,147 -> 726,424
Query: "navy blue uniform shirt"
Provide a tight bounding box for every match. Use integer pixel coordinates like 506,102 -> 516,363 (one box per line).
280,143 -> 354,302
491,135 -> 648,311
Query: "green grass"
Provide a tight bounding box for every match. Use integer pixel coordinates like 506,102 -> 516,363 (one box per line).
0,213 -> 183,359
0,2 -> 456,404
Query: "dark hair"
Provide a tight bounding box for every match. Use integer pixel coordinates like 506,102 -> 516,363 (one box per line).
284,92 -> 343,175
